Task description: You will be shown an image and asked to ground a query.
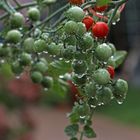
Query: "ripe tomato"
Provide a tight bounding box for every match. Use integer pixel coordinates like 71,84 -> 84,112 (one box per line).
92,22 -> 109,38
94,5 -> 108,12
69,0 -> 84,5
82,16 -> 94,31
107,66 -> 115,79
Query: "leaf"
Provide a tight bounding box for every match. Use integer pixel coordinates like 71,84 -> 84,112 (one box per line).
113,51 -> 127,68
68,112 -> 80,124
65,124 -> 79,137
48,60 -> 71,77
96,0 -> 110,6
83,125 -> 96,138
70,137 -> 78,140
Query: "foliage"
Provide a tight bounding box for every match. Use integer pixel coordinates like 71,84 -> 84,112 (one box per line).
0,0 -> 128,140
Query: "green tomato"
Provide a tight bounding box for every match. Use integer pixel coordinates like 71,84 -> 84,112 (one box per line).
6,30 -> 21,43
0,46 -> 11,57
107,56 -> 116,68
94,69 -> 110,85
11,61 -> 23,74
31,71 -> 43,83
72,60 -> 87,75
10,12 -> 25,28
76,22 -> 86,37
72,73 -> 87,86
97,87 -> 113,105
95,43 -> 112,61
47,42 -> 63,55
80,33 -> 93,50
23,37 -> 35,53
78,103 -> 90,116
64,21 -> 78,35
41,76 -> 53,88
28,7 -> 40,21
108,43 -> 116,55
62,45 -> 76,60
66,6 -> 85,22
33,61 -> 48,74
114,79 -> 128,96
34,39 -> 46,52
20,53 -> 32,66
65,35 -> 77,46
85,82 -> 96,97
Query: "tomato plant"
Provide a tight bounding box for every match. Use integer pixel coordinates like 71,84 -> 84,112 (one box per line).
0,0 -> 128,140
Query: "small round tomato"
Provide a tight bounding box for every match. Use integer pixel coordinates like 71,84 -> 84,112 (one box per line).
107,66 -> 115,79
82,16 -> 94,31
10,12 -> 25,28
92,22 -> 109,38
28,7 -> 40,21
94,5 -> 108,12
31,71 -> 43,83
6,30 -> 22,43
94,69 -> 110,85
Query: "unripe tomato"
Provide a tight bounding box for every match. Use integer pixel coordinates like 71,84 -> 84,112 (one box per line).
20,53 -> 32,66
64,21 -> 78,35
33,61 -> 48,74
66,6 -> 85,22
72,74 -> 87,86
108,43 -> 116,55
97,87 -> 112,105
114,79 -> 128,96
41,76 -> 53,88
31,71 -> 43,83
107,66 -> 115,79
94,69 -> 110,85
69,0 -> 84,5
80,33 -> 93,50
11,61 -> 23,74
85,81 -> 96,97
62,45 -> 76,60
10,12 -> 25,28
34,39 -> 46,52
65,35 -> 77,46
82,16 -> 94,31
95,43 -> 112,61
107,56 -> 116,68
94,5 -> 108,12
28,7 -> 40,21
72,60 -> 87,75
76,22 -> 86,37
6,30 -> 21,43
92,22 -> 109,38
23,37 -> 35,53
47,42 -> 63,56
78,103 -> 90,116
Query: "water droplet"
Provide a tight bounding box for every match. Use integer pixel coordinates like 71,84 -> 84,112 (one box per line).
59,58 -> 63,60
59,75 -> 64,79
112,22 -> 116,25
0,60 -> 5,64
90,105 -> 96,108
16,76 -> 20,79
43,88 -> 48,92
80,116 -> 86,119
117,100 -> 123,105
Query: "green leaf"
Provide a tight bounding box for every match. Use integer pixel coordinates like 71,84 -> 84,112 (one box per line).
68,112 -> 80,124
83,125 -> 96,138
113,51 -> 127,68
48,60 -> 71,77
96,0 -> 110,6
65,124 -> 79,137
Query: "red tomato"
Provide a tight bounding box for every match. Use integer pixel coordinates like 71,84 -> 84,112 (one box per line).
94,5 -> 108,12
107,66 -> 115,79
92,22 -> 109,38
69,0 -> 84,5
82,16 -> 94,31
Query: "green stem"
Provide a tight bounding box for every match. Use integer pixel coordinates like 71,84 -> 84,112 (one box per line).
40,3 -> 69,29
0,2 -> 37,20
80,132 -> 84,140
12,0 -> 21,7
108,0 -> 128,27
81,0 -> 96,9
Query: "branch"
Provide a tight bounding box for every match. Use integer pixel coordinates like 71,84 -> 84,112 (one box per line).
0,2 -> 37,20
